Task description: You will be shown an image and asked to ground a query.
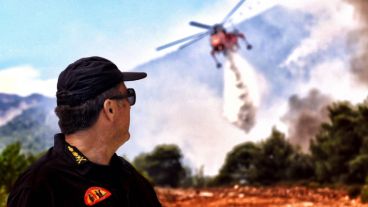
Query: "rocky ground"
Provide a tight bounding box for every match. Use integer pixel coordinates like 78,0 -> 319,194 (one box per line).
156,185 -> 368,207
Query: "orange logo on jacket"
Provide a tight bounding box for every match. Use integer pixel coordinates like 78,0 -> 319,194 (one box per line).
84,187 -> 111,206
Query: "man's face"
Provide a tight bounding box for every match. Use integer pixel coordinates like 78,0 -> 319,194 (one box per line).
114,83 -> 131,144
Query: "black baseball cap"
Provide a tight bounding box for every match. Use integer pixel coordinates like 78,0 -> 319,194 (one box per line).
56,56 -> 147,106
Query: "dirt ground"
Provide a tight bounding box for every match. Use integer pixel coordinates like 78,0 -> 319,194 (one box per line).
156,185 -> 368,207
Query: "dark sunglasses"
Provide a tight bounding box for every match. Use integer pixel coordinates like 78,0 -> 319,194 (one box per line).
108,88 -> 136,106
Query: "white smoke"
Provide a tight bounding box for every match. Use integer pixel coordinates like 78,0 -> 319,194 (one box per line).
281,0 -> 357,74
297,59 -> 368,103
0,101 -> 34,126
123,68 -> 247,176
279,0 -> 368,151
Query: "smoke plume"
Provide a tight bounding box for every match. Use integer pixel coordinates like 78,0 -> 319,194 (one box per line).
346,0 -> 368,84
223,52 -> 261,132
282,89 -> 333,152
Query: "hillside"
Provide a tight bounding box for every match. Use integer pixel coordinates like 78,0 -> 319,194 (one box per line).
0,93 -> 57,152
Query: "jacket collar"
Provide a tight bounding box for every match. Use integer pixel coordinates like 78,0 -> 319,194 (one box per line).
53,133 -> 122,175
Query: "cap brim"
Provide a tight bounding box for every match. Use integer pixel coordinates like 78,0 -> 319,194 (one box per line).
122,72 -> 147,81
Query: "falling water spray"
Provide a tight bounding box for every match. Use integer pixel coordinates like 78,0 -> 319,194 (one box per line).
223,52 -> 261,133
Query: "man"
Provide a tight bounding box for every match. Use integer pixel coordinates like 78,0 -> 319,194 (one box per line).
8,56 -> 162,206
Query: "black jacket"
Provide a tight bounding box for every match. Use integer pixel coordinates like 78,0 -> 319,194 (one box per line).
8,134 -> 161,207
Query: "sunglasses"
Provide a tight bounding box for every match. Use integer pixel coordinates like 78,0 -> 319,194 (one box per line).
108,88 -> 136,106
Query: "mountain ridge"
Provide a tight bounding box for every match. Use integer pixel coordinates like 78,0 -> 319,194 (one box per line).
0,93 -> 57,152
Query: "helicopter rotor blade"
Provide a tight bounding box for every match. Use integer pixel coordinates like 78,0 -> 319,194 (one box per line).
221,0 -> 246,24
178,31 -> 210,50
189,21 -> 212,30
156,31 -> 208,51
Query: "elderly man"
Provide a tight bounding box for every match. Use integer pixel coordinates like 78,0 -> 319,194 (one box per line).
8,56 -> 161,206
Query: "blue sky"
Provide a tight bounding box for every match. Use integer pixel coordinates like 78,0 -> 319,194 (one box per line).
0,0 -> 212,76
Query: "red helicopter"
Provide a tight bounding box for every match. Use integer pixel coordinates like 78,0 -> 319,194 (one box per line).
157,0 -> 252,68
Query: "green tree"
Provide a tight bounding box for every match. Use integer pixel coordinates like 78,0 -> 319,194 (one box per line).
133,144 -> 186,187
286,152 -> 314,181
310,102 -> 368,184
214,142 -> 260,185
251,128 -> 296,184
0,142 -> 38,192
215,128 -> 313,185
132,153 -> 153,183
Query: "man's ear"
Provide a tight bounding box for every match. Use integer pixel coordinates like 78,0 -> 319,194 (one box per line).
103,99 -> 114,121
